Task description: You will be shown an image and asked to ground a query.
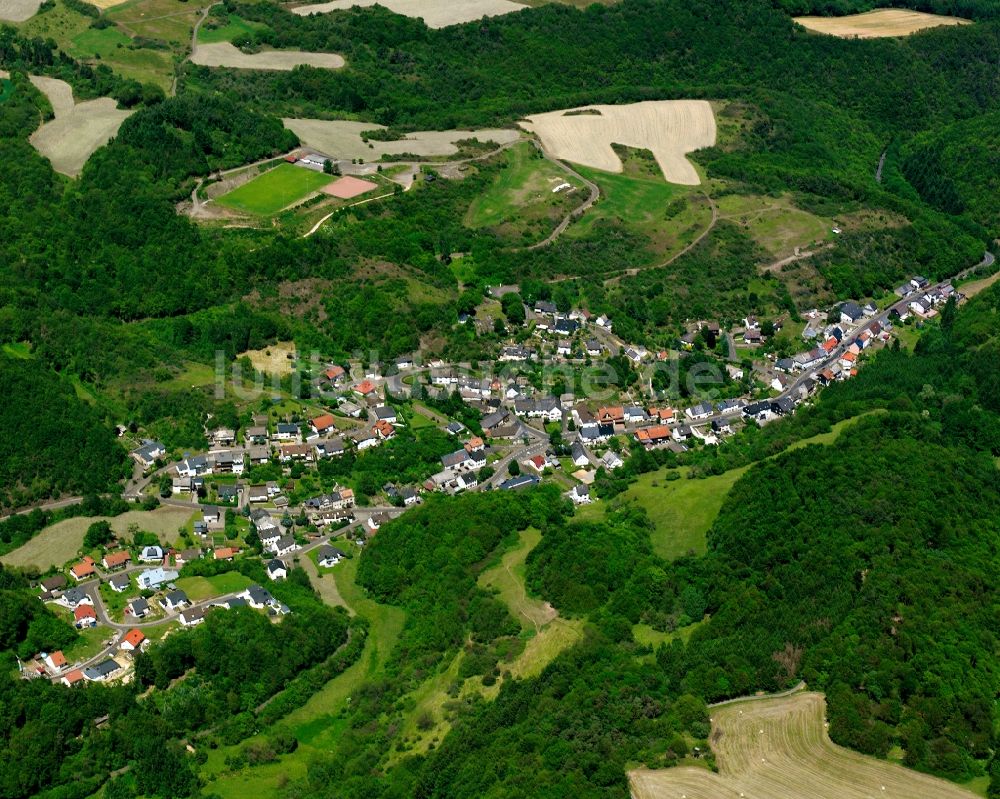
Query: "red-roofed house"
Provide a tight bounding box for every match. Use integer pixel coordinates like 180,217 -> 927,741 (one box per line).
61,669 -> 85,687
373,420 -> 395,440
354,380 -> 376,397
74,605 -> 97,628
636,425 -> 672,446
597,406 -> 624,425
70,559 -> 96,581
822,337 -> 838,354
102,551 -> 131,571
214,547 -> 237,561
310,414 -> 336,437
465,436 -> 485,453
45,651 -> 67,671
325,365 -> 346,382
121,629 -> 146,651
649,407 -> 675,423
526,454 -> 547,473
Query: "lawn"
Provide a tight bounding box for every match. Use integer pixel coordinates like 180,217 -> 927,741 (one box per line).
408,409 -> 437,430
633,618 -> 706,649
0,78 -> 12,104
479,527 -> 553,633
715,192 -> 832,260
216,164 -> 333,215
175,572 -> 252,602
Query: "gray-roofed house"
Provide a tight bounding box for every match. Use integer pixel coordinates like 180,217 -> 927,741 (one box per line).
244,585 -> 274,609
108,574 -> 131,593
127,597 -> 150,618
839,301 -> 864,325
84,660 -> 121,682
163,590 -> 190,611
266,560 -> 287,581
317,545 -> 347,568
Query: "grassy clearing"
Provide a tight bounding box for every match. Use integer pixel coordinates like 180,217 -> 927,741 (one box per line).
2,342 -> 32,358
216,164 -> 333,215
716,192 -> 832,260
1,507 -> 195,571
175,572 -> 252,602
582,413 -> 885,561
630,692 -> 977,799
237,341 -> 297,376
197,13 -> 267,44
479,527 -> 555,632
633,618 -> 706,649
465,141 -> 583,241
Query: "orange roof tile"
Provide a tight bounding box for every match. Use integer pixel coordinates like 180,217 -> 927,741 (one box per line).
312,414 -> 336,432
123,629 -> 145,648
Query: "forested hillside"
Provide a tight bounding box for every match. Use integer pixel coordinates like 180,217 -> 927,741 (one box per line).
0,355 -> 127,510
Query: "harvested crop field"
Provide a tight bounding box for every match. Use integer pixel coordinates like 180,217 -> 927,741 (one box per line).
519,100 -> 716,185
291,0 -> 526,28
0,0 -> 43,21
26,76 -> 133,177
190,42 -> 345,70
282,118 -> 520,161
794,9 -> 971,38
629,692 -> 976,799
322,175 -> 378,198
0,508 -> 195,571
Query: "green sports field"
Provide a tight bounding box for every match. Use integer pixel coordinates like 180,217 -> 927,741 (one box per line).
217,163 -> 333,215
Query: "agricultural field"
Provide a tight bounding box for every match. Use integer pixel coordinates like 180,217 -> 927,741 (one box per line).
794,9 -> 971,38
291,0 -> 527,28
715,193 -> 834,261
0,0 -> 43,22
465,141 -> 585,243
629,692 -> 978,799
190,42 -> 345,70
216,164 -> 335,215
519,100 -> 716,185
282,118 -> 520,161
0,507 -> 195,571
26,75 -> 133,177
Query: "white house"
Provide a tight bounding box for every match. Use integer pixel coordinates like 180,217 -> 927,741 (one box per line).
266,560 -> 288,581
317,545 -> 346,568
271,535 -> 299,557
136,568 -> 179,591
139,545 -> 164,563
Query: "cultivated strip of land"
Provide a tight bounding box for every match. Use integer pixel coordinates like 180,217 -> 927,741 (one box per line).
629,692 -> 977,799
291,0 -> 527,28
794,9 -> 971,38
190,41 -> 344,70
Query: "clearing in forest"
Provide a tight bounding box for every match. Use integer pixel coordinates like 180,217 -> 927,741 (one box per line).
794,9 -> 971,38
25,75 -> 133,177
237,340 -> 297,375
282,118 -> 520,161
291,0 -> 526,28
190,41 -> 345,70
0,507 -> 195,571
629,692 -> 977,799
216,163 -> 334,215
519,100 -> 716,185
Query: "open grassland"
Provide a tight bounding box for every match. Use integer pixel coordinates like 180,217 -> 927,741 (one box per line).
26,75 -> 133,177
283,118 -> 520,161
794,9 -> 971,38
0,0 -> 43,22
478,527 -> 583,676
197,12 -> 267,44
237,340 -> 297,375
569,162 -> 710,261
581,414 -> 885,560
191,41 -> 344,70
465,141 -> 584,241
630,692 -> 977,799
175,572 -> 252,602
633,618 -> 705,649
715,192 -> 833,260
1,507 -> 194,570
520,100 -> 716,185
291,0 -> 527,28
217,164 -> 333,215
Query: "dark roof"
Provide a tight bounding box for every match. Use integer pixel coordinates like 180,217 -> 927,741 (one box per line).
840,301 -> 863,321
41,575 -> 67,591
165,589 -> 189,605
499,475 -> 540,491
266,559 -> 286,573
84,660 -> 120,679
